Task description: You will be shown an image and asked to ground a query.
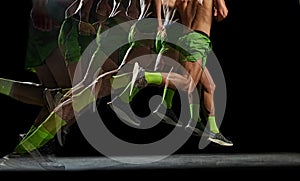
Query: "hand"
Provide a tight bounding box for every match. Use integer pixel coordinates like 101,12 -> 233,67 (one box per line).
78,21 -> 97,36
213,0 -> 228,22
157,24 -> 164,33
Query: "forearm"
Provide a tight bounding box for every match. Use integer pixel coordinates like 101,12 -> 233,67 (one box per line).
155,0 -> 163,29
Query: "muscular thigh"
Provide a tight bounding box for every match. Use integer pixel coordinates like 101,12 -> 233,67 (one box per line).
182,60 -> 203,85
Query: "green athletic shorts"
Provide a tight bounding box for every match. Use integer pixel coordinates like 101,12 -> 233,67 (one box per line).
24,23 -> 60,69
176,31 -> 212,68
24,1 -> 67,69
95,16 -> 134,65
58,17 -> 97,63
155,23 -> 186,56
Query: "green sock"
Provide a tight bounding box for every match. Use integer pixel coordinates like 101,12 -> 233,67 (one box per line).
73,88 -> 96,113
0,78 -> 13,96
131,72 -> 162,101
15,112 -> 67,154
15,126 -> 53,154
110,72 -> 131,90
21,125 -> 37,140
129,86 -> 139,102
208,116 -> 220,133
144,72 -> 162,85
161,88 -> 175,109
119,83 -> 131,103
118,82 -> 140,102
118,72 -> 162,103
189,104 -> 200,121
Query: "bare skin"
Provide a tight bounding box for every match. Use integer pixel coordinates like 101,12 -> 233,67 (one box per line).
69,0 -> 156,98
7,0 -> 74,127
56,0 -> 163,121
62,0 -> 98,82
27,0 -> 227,129
152,0 -> 228,117
48,0 -> 144,125
11,0 -> 231,154
10,0 -> 142,154
30,0 -> 74,126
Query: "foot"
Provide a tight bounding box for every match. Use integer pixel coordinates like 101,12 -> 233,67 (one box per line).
153,104 -> 183,127
208,132 -> 233,146
107,96 -> 141,127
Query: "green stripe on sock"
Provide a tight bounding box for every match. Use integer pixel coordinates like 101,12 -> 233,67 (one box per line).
15,126 -> 54,154
144,72 -> 162,85
44,112 -> 68,136
208,116 -> 220,133
129,86 -> 139,102
73,88 -> 96,112
119,83 -> 131,103
119,83 -> 140,103
15,112 -> 67,153
161,88 -> 175,109
111,72 -> 131,89
0,78 -> 13,96
21,125 -> 37,140
189,104 -> 200,121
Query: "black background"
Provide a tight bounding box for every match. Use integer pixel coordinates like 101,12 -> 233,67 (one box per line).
0,0 -> 300,157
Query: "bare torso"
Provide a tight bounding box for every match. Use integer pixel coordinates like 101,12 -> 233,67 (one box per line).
163,0 -> 213,36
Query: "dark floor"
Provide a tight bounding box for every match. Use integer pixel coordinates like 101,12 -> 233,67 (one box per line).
1,152 -> 299,171
1,1 -> 299,178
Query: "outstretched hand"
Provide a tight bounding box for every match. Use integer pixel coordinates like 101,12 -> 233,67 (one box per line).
213,0 -> 228,22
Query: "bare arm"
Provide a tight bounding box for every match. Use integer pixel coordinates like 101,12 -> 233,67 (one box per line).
155,0 -> 163,31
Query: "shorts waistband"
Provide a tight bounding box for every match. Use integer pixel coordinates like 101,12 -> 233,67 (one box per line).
194,30 -> 209,38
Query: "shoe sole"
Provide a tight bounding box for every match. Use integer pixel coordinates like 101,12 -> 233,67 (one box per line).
208,137 -> 233,146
